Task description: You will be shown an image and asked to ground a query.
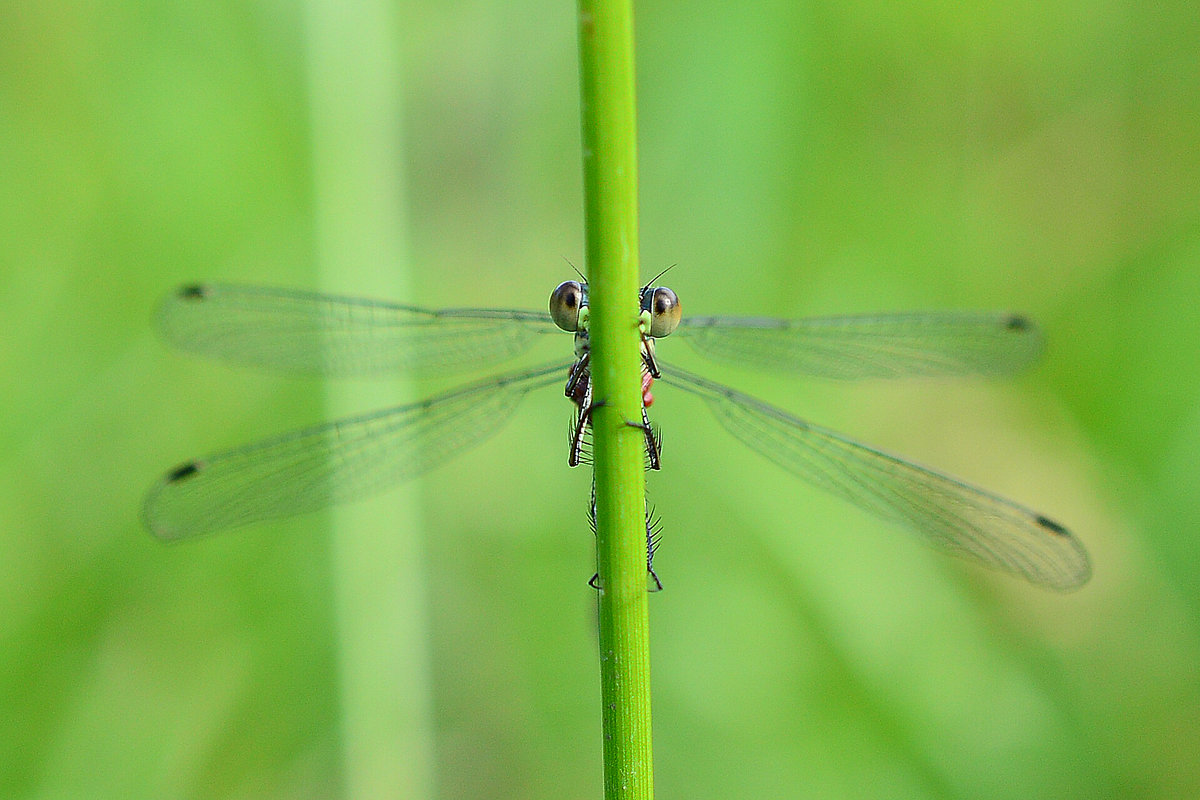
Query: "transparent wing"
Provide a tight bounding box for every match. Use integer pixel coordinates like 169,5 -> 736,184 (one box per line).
674,311 -> 1043,379
659,362 -> 1091,590
143,360 -> 572,540
157,284 -> 561,377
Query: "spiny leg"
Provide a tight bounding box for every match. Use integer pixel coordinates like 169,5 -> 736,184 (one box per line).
623,408 -> 662,471
587,477 -> 663,592
570,346 -> 663,590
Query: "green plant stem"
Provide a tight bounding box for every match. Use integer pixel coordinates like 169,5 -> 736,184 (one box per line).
577,2 -> 654,799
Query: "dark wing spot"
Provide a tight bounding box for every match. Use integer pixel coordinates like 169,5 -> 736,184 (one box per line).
166,461 -> 202,482
1035,514 -> 1069,536
1004,314 -> 1031,332
178,285 -> 209,301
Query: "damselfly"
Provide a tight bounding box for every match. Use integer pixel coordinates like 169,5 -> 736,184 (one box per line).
143,281 -> 1091,591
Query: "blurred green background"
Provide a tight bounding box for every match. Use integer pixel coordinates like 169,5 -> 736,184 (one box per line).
3,0 -> 1199,797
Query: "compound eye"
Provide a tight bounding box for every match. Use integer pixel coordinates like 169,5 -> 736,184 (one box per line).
550,281 -> 584,332
645,287 -> 681,338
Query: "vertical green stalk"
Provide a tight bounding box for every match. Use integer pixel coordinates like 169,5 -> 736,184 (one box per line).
577,2 -> 654,799
304,2 -> 434,798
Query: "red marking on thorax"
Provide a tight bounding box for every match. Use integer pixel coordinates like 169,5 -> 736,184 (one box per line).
565,361 -> 654,408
